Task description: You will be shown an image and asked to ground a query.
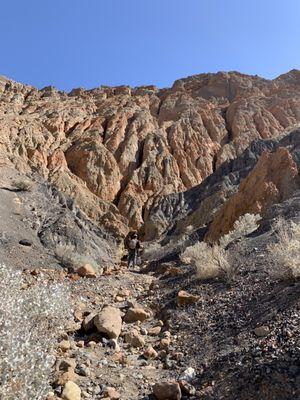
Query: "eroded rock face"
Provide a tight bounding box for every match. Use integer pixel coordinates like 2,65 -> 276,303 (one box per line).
143,130 -> 300,251
206,147 -> 299,241
1,71 -> 300,234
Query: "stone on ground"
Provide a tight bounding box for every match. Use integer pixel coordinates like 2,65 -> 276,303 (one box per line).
254,325 -> 270,337
62,381 -> 81,400
76,264 -> 96,278
124,329 -> 145,348
82,312 -> 97,332
177,290 -> 199,306
103,387 -> 120,399
123,307 -> 150,323
94,306 -> 122,339
153,381 -> 182,400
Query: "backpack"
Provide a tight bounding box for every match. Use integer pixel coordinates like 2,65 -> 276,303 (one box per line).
128,238 -> 138,250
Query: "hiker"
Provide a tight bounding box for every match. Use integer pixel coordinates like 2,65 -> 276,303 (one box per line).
125,231 -> 142,268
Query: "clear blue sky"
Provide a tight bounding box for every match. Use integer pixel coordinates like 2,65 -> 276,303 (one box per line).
1,0 -> 300,91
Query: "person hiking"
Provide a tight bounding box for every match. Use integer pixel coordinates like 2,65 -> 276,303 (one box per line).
125,231 -> 142,268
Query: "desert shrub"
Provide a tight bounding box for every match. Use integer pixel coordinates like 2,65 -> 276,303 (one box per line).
12,178 -> 34,192
55,243 -> 99,271
266,218 -> 300,280
0,264 -> 71,399
180,241 -> 233,281
219,213 -> 261,248
180,213 -> 261,281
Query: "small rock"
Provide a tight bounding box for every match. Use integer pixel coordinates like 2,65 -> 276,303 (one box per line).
82,312 -> 97,332
144,346 -> 158,359
178,379 -> 196,396
75,364 -> 90,377
177,290 -> 199,306
153,381 -> 181,400
173,352 -> 184,361
56,370 -> 78,386
108,338 -> 120,351
124,307 -> 150,323
19,239 -> 32,247
87,341 -> 96,348
117,288 -> 131,297
77,264 -> 96,278
254,326 -> 270,337
140,327 -> 148,335
160,337 -> 171,350
59,340 -> 71,351
178,367 -> 196,382
61,381 -> 81,400
103,387 -> 120,399
124,329 -> 145,348
148,326 -> 161,336
76,341 -> 85,348
57,358 -> 76,372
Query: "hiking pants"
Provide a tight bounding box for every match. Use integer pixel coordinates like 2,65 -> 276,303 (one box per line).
128,249 -> 137,267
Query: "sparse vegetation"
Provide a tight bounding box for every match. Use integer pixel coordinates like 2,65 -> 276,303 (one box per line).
266,218 -> 300,280
12,178 -> 34,192
219,213 -> 261,248
181,213 -> 261,281
181,241 -> 231,280
0,264 -> 71,399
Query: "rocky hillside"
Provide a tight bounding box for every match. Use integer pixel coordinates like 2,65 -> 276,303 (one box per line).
0,71 -> 300,400
1,70 -> 300,236
143,129 -> 300,246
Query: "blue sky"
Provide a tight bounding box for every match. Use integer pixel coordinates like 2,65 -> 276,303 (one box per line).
1,0 -> 300,91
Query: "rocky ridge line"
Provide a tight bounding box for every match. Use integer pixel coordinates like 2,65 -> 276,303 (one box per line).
1,70 -> 300,236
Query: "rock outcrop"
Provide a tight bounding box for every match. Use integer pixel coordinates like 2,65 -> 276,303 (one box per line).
1,71 -> 300,235
143,130 -> 300,258
206,147 -> 299,241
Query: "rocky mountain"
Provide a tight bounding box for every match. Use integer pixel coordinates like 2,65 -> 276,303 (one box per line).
1,70 -> 300,238
1,71 -> 300,400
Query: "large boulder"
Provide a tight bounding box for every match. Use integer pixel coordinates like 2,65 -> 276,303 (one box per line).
94,306 -> 122,339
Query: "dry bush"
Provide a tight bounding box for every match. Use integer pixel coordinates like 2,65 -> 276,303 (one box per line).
219,213 -> 261,248
181,213 -> 261,282
0,264 -> 71,399
267,218 -> 300,280
12,178 -> 34,192
55,243 -> 99,271
181,241 -> 233,281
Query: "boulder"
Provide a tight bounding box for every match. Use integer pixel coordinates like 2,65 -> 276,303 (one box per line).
94,306 -> 122,339
153,381 -> 182,400
123,307 -> 150,323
